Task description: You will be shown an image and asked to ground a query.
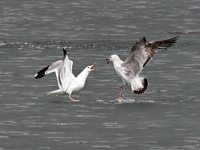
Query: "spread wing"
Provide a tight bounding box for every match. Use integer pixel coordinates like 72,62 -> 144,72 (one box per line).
143,36 -> 179,67
35,48 -> 74,90
123,37 -> 147,76
34,60 -> 63,79
123,36 -> 179,76
35,59 -> 63,89
59,49 -> 75,90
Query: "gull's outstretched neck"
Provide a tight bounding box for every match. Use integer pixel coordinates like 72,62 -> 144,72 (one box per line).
76,68 -> 90,88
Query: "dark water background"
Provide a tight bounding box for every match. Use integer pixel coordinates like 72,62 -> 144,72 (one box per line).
0,0 -> 200,150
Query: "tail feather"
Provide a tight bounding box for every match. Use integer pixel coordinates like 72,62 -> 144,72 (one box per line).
46,89 -> 65,96
133,78 -> 148,95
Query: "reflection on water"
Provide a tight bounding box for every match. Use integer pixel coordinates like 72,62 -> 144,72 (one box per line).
0,0 -> 200,149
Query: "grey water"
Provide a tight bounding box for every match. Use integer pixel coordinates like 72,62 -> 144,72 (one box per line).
0,0 -> 200,149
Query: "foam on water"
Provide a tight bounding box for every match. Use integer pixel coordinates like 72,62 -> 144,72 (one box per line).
96,98 -> 156,104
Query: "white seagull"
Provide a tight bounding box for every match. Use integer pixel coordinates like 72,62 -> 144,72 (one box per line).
35,49 -> 97,102
106,36 -> 179,101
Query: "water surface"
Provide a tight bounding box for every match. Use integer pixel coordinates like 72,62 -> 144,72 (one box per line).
0,0 -> 200,150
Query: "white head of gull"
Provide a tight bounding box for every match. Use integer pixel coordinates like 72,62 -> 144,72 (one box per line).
35,48 -> 97,102
106,36 -> 179,101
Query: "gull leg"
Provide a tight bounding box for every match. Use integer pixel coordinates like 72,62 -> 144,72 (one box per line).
115,86 -> 127,102
114,85 -> 125,91
69,95 -> 80,102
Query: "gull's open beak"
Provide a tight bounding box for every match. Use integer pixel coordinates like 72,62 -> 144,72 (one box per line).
106,58 -> 110,64
90,63 -> 97,71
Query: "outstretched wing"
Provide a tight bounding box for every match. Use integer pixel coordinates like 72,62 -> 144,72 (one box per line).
123,36 -> 179,76
123,37 -> 147,76
143,36 -> 179,67
60,49 -> 74,77
34,60 -> 63,89
34,60 -> 63,79
59,49 -> 75,90
34,48 -> 72,90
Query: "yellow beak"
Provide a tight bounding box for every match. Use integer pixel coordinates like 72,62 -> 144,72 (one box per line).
90,63 -> 97,71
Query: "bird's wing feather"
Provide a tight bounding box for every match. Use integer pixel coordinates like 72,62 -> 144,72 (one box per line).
35,60 -> 63,79
123,37 -> 148,76
45,60 -> 63,75
62,56 -> 74,77
34,60 -> 63,89
123,36 -> 179,75
59,49 -> 75,90
61,49 -> 74,77
143,35 -> 179,67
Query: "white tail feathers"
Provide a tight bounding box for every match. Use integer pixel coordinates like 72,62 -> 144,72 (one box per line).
46,89 -> 65,96
131,77 -> 148,95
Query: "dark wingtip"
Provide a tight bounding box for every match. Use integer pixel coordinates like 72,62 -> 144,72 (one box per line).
63,48 -> 67,56
134,78 -> 148,95
34,65 -> 49,79
138,36 -> 146,45
166,35 -> 179,45
174,35 -> 180,39
131,36 -> 146,51
170,35 -> 179,43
